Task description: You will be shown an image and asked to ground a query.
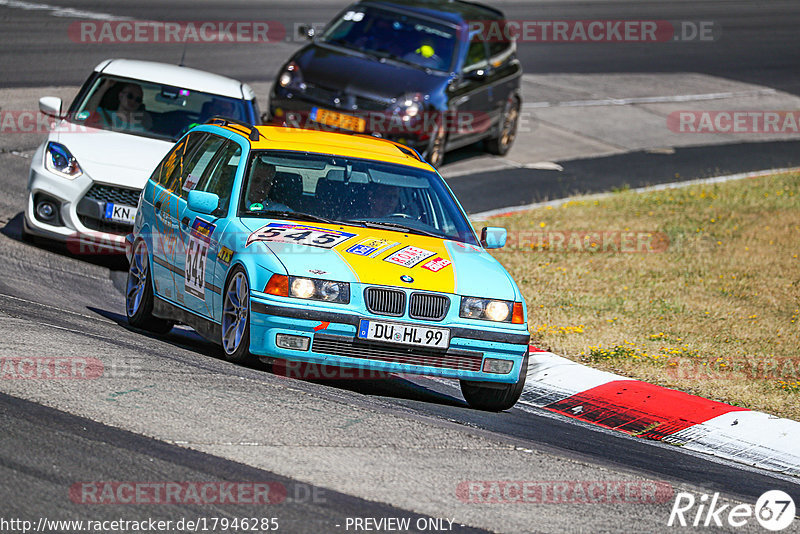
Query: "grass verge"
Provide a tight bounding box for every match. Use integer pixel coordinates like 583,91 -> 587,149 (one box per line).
485,171 -> 800,420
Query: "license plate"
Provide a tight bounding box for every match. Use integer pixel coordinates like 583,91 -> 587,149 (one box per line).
104,203 -> 137,224
311,107 -> 366,133
358,319 -> 450,349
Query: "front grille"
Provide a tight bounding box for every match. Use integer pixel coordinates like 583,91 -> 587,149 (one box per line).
364,287 -> 405,316
312,335 -> 483,372
303,83 -> 389,112
409,293 -> 450,321
83,183 -> 140,207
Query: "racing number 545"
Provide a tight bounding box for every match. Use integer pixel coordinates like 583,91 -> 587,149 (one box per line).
185,235 -> 209,298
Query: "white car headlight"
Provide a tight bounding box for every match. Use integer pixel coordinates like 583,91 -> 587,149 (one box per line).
44,141 -> 82,179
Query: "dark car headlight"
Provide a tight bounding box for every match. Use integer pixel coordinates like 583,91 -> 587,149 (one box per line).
265,274 -> 349,304
44,141 -> 82,179
278,62 -> 305,91
460,297 -> 525,324
389,92 -> 424,121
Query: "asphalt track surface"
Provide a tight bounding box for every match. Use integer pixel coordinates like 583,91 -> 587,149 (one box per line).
2,1 -> 800,532
450,140 -> 800,213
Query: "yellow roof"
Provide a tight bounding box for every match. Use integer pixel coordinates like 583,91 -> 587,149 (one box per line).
219,124 -> 435,172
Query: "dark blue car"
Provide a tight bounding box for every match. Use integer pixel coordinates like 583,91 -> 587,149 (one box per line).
268,0 -> 522,167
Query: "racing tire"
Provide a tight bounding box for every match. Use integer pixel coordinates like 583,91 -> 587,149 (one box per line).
220,265 -> 252,363
486,95 -> 520,156
460,353 -> 528,412
126,240 -> 174,334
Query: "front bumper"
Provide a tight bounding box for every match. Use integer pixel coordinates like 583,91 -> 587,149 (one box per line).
249,295 -> 530,383
25,145 -> 136,253
268,97 -> 430,153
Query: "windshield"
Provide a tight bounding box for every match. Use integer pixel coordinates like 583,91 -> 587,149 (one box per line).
68,74 -> 252,141
238,151 -> 478,244
320,5 -> 456,72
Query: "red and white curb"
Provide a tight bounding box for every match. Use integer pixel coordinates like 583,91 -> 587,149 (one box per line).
521,347 -> 800,477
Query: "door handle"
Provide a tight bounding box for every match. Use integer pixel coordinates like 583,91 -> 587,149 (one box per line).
155,201 -> 162,210
181,217 -> 190,227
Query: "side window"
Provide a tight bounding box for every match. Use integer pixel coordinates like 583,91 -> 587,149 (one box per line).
464,37 -> 489,72
195,141 -> 242,215
175,134 -> 226,199
159,133 -> 206,190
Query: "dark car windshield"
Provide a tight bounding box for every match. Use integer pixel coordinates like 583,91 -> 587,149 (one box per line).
320,5 -> 457,72
67,74 -> 252,141
239,151 -> 478,244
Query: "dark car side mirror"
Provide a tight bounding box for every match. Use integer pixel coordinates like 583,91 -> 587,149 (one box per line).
297,24 -> 315,40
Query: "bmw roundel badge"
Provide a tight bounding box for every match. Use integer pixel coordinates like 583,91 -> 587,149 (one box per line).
400,275 -> 414,283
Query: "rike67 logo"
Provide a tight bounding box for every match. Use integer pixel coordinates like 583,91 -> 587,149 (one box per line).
668,490 -> 795,531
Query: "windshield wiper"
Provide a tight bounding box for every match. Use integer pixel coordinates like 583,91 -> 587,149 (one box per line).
346,219 -> 443,238
324,39 -> 380,61
260,211 -> 340,225
370,50 -> 432,72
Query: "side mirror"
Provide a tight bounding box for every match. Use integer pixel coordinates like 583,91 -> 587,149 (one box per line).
463,69 -> 487,82
187,190 -> 220,215
480,227 -> 507,249
297,24 -> 315,40
39,97 -> 63,118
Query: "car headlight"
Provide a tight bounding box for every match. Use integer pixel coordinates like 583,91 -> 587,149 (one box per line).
389,92 -> 424,121
278,62 -> 304,90
460,297 -> 525,324
266,274 -> 349,303
44,141 -> 82,179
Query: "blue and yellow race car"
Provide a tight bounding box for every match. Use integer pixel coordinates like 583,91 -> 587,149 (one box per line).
126,118 -> 530,411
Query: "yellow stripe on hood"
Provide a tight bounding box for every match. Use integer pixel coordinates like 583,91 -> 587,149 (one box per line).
332,227 -> 456,293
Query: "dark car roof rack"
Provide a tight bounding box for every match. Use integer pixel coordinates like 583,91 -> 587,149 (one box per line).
205,116 -> 260,141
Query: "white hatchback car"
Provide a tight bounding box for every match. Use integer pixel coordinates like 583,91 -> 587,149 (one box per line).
25,59 -> 260,251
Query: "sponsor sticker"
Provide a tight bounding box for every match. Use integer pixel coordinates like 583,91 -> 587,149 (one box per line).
345,237 -> 398,257
191,218 -> 215,239
383,246 -> 436,268
245,223 -> 356,249
421,256 -> 451,272
182,172 -> 199,192
216,246 -> 233,265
